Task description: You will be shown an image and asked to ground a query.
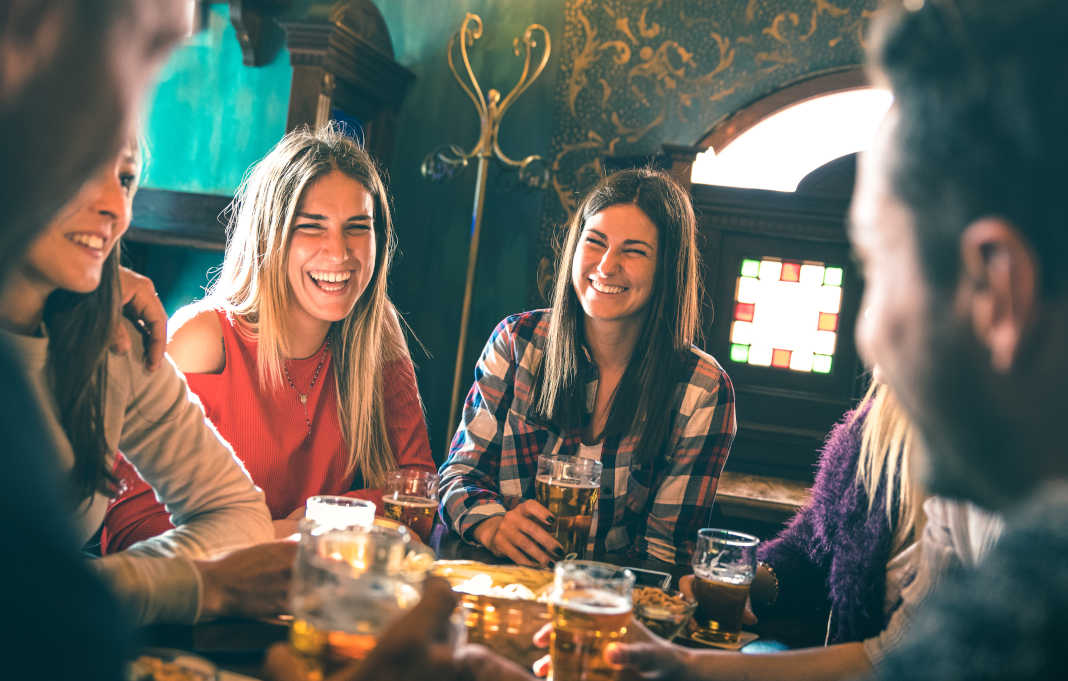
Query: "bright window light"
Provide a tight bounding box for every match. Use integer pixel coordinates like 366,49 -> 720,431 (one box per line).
692,88 -> 893,192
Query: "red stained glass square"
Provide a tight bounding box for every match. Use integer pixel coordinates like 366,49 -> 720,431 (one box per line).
734,302 -> 755,322
818,312 -> 839,332
780,262 -> 801,282
771,348 -> 792,368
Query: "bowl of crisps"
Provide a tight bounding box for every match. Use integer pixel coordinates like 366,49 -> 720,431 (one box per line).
632,586 -> 697,641
126,648 -> 217,681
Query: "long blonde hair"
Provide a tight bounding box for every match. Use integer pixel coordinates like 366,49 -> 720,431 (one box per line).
853,381 -> 925,552
209,123 -> 406,487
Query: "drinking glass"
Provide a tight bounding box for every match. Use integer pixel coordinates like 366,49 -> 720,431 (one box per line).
289,520 -> 434,675
383,469 -> 439,544
690,528 -> 759,644
549,560 -> 634,681
305,495 -> 376,530
535,455 -> 602,559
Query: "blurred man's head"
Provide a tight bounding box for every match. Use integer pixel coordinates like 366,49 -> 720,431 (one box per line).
852,0 -> 1068,510
0,0 -> 187,280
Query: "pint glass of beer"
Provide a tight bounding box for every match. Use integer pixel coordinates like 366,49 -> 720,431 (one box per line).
305,495 -> 376,530
535,455 -> 602,559
549,560 -> 634,681
289,521 -> 432,676
690,528 -> 759,644
383,469 -> 439,544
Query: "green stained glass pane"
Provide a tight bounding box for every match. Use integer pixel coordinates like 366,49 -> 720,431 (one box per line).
813,354 -> 833,374
740,259 -> 761,278
823,267 -> 844,287
730,343 -> 750,363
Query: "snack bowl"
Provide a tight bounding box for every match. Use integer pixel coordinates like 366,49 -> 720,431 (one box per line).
632,586 -> 697,641
127,647 -> 218,681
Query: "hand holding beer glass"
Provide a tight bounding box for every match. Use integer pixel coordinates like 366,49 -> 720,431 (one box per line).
549,560 -> 634,681
288,520 -> 435,677
536,455 -> 602,560
690,528 -> 759,645
383,469 -> 439,544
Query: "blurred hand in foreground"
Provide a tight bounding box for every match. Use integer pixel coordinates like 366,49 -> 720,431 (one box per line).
193,541 -> 298,620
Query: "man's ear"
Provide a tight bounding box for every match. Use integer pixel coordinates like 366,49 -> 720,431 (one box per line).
959,218 -> 1038,372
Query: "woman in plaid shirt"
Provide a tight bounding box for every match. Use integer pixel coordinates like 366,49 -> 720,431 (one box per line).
439,168 -> 736,567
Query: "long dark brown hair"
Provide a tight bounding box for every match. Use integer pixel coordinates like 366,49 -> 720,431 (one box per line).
532,168 -> 702,464
44,247 -> 121,505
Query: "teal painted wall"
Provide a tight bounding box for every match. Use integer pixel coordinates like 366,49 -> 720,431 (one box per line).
131,4 -> 293,316
142,4 -> 291,194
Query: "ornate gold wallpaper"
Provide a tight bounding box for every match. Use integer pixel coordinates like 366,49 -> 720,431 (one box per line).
538,0 -> 878,273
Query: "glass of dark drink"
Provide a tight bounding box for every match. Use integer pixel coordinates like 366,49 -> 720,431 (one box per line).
690,528 -> 759,644
383,469 -> 438,544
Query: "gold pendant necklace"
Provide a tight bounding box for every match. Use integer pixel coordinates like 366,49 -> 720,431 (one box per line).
283,339 -> 329,434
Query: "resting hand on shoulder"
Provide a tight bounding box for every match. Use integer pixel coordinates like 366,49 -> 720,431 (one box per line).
112,266 -> 167,371
473,499 -> 562,567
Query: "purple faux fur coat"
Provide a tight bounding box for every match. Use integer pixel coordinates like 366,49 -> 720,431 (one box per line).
755,406 -> 893,645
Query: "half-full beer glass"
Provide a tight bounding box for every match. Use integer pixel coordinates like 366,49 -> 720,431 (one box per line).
289,521 -> 433,677
536,455 -> 601,559
690,528 -> 759,644
383,469 -> 439,544
549,560 -> 634,681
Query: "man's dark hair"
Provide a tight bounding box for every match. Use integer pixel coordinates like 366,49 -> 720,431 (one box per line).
871,0 -> 1068,294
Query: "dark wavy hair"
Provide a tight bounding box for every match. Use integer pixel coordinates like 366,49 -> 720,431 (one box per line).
531,168 -> 702,465
44,246 -> 121,505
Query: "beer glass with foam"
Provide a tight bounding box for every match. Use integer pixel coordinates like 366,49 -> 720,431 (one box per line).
549,560 -> 634,681
304,495 -> 376,530
536,455 -> 602,559
289,521 -> 434,675
383,469 -> 439,544
690,528 -> 759,644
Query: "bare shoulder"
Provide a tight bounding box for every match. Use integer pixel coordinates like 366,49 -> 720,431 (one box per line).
167,304 -> 225,374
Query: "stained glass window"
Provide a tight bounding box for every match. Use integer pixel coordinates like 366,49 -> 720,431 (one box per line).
728,258 -> 844,374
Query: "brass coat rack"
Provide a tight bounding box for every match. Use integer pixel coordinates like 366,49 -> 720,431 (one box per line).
421,13 -> 551,454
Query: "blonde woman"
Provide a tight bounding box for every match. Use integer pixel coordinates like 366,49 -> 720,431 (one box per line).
104,124 -> 433,547
603,381 -> 930,681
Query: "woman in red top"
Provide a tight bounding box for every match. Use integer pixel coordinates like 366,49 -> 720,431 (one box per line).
104,124 -> 434,547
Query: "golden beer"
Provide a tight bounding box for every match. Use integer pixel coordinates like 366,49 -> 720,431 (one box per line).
692,568 -> 751,643
383,494 -> 437,543
535,475 -> 599,558
290,617 -> 377,662
549,590 -> 630,681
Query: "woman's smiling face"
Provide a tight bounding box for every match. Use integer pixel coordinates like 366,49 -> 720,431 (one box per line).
21,142 -> 140,295
285,170 -> 377,331
570,203 -> 659,328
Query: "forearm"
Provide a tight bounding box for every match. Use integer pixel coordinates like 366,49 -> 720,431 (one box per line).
684,642 -> 872,681
94,553 -> 202,625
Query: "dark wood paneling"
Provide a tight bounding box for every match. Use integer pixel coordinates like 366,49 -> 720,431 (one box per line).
128,188 -> 230,250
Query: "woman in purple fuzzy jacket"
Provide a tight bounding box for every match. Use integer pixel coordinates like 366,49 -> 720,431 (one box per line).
638,381 -> 928,681
752,379 -> 924,648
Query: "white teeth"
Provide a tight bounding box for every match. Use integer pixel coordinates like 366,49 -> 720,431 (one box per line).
68,234 -> 105,250
309,271 -> 352,283
590,279 -> 625,294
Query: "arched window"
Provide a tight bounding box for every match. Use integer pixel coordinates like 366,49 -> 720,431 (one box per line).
691,78 -> 892,192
